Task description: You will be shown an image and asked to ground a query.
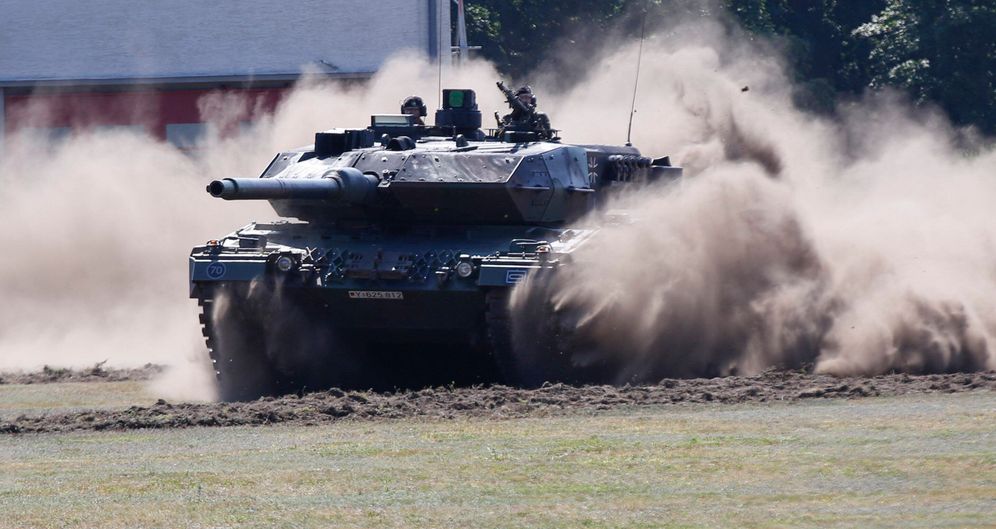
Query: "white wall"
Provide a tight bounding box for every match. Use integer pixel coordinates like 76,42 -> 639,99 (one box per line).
1,0 -> 451,82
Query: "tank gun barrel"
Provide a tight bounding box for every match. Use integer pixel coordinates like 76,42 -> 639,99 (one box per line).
207,178 -> 342,200
207,167 -> 379,202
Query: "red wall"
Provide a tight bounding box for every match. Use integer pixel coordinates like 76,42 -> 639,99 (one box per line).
4,86 -> 287,140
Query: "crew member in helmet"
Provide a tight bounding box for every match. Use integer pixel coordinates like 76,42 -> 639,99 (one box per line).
500,85 -> 552,139
401,95 -> 427,126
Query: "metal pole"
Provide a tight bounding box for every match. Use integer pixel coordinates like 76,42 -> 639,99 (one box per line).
0,88 -> 6,157
427,0 -> 438,60
457,0 -> 468,66
432,0 -> 453,107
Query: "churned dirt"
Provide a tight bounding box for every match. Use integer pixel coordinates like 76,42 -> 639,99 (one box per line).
2,369 -> 994,434
0,363 -> 164,385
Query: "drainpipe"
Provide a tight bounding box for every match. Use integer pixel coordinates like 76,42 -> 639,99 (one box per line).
456,0 -> 468,66
428,0 -> 452,62
428,0 -> 438,60
0,87 -> 5,157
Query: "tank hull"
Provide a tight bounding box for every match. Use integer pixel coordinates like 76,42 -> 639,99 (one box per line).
190,221 -> 592,398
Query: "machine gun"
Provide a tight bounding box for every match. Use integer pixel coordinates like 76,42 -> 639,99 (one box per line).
497,80 -> 551,140
497,81 -> 533,116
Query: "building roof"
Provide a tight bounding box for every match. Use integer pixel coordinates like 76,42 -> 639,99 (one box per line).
0,0 -> 448,87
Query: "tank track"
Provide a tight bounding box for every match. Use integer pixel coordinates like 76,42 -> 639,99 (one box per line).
196,293 -> 221,384
195,284 -> 285,401
196,283 -> 383,400
485,287 -> 611,387
484,287 -> 581,387
484,289 -> 515,384
200,284 -> 596,397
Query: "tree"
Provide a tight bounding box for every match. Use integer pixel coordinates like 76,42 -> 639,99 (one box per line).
463,0 -> 996,133
854,0 -> 996,132
464,1 -> 629,76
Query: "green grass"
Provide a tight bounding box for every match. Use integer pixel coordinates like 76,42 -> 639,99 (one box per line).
1,393 -> 994,528
0,381 -> 157,420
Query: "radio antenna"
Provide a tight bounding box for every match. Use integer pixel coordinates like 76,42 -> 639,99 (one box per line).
625,5 -> 648,146
437,5 -> 444,108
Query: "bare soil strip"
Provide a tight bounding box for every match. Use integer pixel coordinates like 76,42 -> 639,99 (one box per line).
0,364 -> 164,385
2,370 -> 993,434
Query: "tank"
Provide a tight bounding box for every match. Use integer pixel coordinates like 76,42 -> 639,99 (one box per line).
190,86 -> 682,400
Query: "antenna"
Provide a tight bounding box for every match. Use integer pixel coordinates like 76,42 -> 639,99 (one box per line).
625,5 -> 648,146
437,0 -> 444,108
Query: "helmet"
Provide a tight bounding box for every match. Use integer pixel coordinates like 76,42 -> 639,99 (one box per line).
514,85 -> 536,106
401,95 -> 427,117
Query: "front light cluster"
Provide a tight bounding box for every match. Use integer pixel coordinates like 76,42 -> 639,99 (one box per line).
275,255 -> 295,272
455,261 -> 474,278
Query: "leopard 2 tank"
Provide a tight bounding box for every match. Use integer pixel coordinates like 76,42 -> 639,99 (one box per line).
190,87 -> 681,400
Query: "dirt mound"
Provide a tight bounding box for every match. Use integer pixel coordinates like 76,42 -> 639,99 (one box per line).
0,363 -> 164,385
2,370 -> 993,434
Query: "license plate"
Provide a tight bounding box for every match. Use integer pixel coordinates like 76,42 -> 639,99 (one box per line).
348,290 -> 404,300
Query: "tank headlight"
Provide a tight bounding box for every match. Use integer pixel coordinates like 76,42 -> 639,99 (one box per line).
275,255 -> 295,272
455,261 -> 474,278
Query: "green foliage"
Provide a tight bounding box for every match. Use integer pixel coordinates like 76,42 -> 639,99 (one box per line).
464,1 -> 629,77
854,0 -> 996,132
463,0 -> 996,133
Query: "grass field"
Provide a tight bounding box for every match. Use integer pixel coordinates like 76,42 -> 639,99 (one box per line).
0,381 -> 158,421
1,389 -> 994,529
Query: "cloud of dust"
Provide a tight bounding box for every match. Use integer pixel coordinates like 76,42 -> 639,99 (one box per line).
510,18 -> 996,381
0,53 -> 500,400
2,13 -> 992,402
0,128 -> 275,400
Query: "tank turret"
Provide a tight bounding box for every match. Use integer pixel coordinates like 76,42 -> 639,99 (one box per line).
205,89 -> 678,225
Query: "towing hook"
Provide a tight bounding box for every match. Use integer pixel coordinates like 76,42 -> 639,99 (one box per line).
435,267 -> 452,285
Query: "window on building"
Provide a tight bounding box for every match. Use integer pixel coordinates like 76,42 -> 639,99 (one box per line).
18,127 -> 73,143
166,123 -> 206,148
94,124 -> 149,136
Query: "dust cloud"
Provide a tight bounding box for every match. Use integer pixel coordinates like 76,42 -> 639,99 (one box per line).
1,14 -> 992,400
510,18 -> 996,382
0,53 -> 499,399
0,130 -> 254,400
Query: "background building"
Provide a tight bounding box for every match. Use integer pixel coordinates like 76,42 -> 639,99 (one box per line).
0,0 -> 451,147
